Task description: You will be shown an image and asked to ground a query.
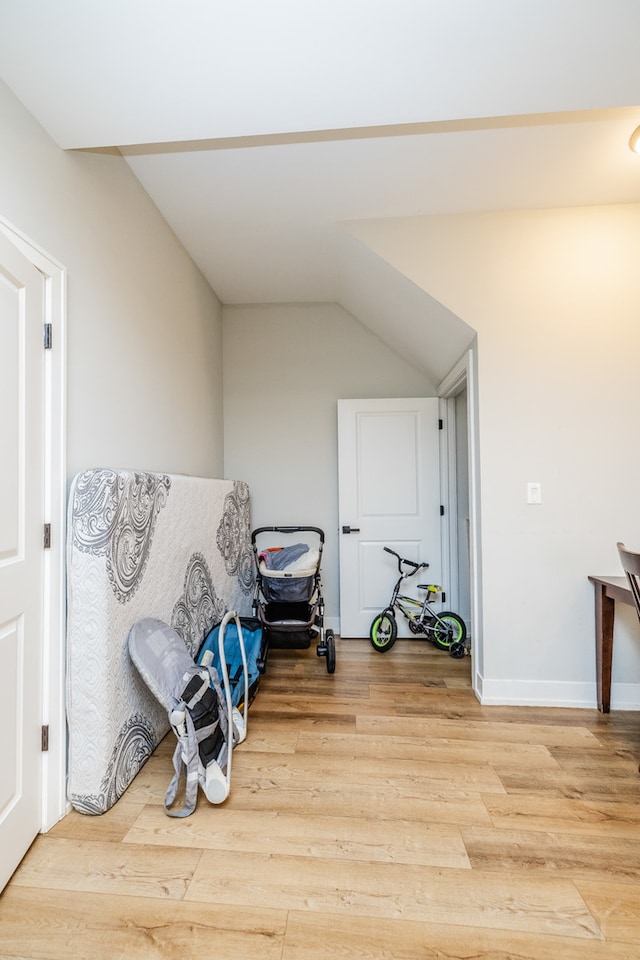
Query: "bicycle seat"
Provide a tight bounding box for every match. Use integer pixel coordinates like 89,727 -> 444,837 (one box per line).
417,584 -> 441,593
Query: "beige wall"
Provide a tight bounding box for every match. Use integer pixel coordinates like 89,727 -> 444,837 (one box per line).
349,207 -> 640,705
222,302 -> 435,622
0,80 -> 224,480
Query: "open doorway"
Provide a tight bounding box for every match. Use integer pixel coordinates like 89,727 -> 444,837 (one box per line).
454,386 -> 471,628
439,347 -> 482,698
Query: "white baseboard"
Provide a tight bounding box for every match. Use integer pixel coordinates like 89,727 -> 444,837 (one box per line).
476,674 -> 640,710
603,683 -> 640,711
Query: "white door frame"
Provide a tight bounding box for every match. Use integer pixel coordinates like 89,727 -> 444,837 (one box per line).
0,215 -> 67,831
438,347 -> 483,701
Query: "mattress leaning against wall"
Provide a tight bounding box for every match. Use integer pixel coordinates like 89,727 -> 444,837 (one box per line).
65,468 -> 254,814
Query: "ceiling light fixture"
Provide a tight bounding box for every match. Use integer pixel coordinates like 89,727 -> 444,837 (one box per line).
629,125 -> 640,154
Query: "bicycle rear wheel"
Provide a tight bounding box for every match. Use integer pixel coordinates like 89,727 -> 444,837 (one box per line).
432,612 -> 466,651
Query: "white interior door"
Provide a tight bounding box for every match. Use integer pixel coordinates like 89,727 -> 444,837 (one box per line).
0,233 -> 45,891
338,398 -> 441,638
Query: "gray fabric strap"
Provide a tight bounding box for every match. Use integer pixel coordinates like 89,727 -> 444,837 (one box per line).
165,708 -> 201,817
163,663 -> 229,817
129,618 -> 233,817
206,665 -> 229,743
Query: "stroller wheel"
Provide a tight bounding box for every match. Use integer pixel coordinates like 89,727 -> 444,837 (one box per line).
325,630 -> 336,674
317,630 -> 336,674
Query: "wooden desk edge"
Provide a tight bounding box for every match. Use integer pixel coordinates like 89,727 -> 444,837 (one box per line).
588,575 -> 632,605
588,575 -> 633,714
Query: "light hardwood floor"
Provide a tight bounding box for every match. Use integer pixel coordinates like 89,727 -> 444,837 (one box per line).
2,638 -> 640,959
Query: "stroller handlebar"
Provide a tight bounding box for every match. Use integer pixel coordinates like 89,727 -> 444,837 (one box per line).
252,525 -> 325,544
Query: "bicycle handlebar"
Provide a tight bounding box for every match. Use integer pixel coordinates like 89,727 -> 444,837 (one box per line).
383,546 -> 429,573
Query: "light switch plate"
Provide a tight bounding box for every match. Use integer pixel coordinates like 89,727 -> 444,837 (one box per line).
527,482 -> 542,504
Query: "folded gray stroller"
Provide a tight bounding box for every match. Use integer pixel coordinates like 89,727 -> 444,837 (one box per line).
129,614 -> 248,817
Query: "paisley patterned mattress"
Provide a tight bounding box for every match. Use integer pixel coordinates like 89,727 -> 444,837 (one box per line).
66,468 -> 254,814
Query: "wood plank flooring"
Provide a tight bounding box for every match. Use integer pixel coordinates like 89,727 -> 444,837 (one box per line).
2,638 -> 640,959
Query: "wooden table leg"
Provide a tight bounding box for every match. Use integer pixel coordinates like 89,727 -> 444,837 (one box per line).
594,582 -> 614,713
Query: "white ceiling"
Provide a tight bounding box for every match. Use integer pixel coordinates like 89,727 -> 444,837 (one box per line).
2,1 -> 640,381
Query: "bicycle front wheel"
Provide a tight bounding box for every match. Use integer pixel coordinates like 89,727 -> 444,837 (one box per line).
432,612 -> 466,651
370,612 -> 397,653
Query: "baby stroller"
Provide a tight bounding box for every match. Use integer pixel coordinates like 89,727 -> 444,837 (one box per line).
251,525 -> 336,674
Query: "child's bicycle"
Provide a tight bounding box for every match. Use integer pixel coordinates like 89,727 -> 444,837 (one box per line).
370,547 -> 467,658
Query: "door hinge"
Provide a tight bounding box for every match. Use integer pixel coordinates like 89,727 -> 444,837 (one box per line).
43,523 -> 51,548
440,505 -> 445,516
441,592 -> 446,603
41,725 -> 49,751
439,418 -> 443,430
44,323 -> 52,349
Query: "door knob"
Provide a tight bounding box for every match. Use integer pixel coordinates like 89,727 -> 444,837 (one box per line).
341,525 -> 361,534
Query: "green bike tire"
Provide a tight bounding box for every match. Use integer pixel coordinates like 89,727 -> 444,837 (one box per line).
432,612 -> 466,651
370,612 -> 397,653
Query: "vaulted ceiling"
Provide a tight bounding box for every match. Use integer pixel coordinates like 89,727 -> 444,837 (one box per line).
2,1 -> 640,382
